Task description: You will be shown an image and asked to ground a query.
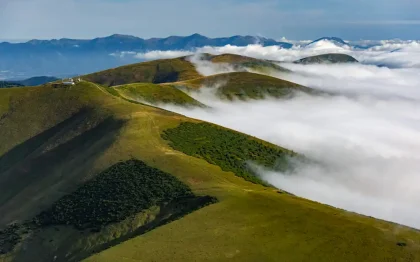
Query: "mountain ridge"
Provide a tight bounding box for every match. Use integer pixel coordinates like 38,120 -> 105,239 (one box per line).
0,33 -> 291,50
0,33 -> 292,79
1,57 -> 420,261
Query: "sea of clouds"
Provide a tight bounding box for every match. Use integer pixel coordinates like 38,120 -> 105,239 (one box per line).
157,39 -> 420,229
130,39 -> 420,69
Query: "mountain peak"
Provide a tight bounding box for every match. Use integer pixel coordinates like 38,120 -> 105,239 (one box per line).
104,34 -> 140,40
309,37 -> 348,46
187,33 -> 208,39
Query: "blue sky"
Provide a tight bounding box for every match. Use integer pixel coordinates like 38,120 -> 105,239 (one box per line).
0,0 -> 419,40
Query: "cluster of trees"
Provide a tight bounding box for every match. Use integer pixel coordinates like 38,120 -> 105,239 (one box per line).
35,159 -> 194,230
0,224 -> 21,255
162,122 -> 296,185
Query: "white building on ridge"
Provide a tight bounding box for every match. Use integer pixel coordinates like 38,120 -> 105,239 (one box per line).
62,78 -> 75,85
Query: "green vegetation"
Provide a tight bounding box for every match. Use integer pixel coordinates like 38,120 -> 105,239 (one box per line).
198,53 -> 289,73
114,83 -> 203,106
35,159 -> 201,230
295,53 -> 358,64
175,72 -> 312,100
162,122 -> 296,185
83,57 -> 201,87
1,57 -> 420,262
209,53 -> 264,64
0,158 -> 216,261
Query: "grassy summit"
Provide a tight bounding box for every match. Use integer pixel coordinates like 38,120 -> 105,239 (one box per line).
82,54 -> 289,88
174,71 -> 312,100
83,57 -> 201,86
0,57 -> 420,261
295,53 -> 358,64
205,53 -> 290,73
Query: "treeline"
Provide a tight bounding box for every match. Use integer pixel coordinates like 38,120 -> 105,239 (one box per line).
162,122 -> 297,185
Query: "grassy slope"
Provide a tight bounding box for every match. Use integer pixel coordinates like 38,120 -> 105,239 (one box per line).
209,53 -> 268,64
83,57 -> 201,87
173,72 -> 312,100
295,53 -> 359,64
208,53 -> 290,73
0,82 -> 419,261
113,83 -> 203,106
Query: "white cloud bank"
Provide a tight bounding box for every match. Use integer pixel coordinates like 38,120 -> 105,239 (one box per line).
128,39 -> 420,69
161,50 -> 420,229
134,50 -> 194,60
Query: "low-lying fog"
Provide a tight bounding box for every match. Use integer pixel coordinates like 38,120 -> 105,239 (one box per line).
161,43 -> 420,229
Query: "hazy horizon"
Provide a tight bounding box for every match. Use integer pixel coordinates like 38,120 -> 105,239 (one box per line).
1,34 -> 419,44
1,0 -> 419,40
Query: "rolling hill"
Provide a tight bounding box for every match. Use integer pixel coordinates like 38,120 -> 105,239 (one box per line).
0,57 -> 420,262
204,53 -> 290,73
83,57 -> 201,86
295,53 -> 358,64
82,54 -> 291,88
172,72 -> 312,100
112,83 -> 203,107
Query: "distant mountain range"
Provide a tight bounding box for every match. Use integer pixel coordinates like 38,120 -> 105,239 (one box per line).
0,34 -> 292,79
1,34 -> 372,79
0,81 -> 23,88
0,76 -> 59,87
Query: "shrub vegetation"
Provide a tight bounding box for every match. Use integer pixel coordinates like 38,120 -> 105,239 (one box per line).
35,159 -> 197,230
162,122 -> 296,185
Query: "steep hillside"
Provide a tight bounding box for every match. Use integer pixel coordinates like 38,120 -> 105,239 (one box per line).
83,57 -> 201,86
173,72 -> 312,100
0,81 -> 420,262
295,53 -> 358,64
113,83 -> 203,107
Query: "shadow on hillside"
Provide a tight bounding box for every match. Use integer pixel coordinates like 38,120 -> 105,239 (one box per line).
0,108 -> 91,174
0,108 -> 126,227
58,196 -> 217,262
